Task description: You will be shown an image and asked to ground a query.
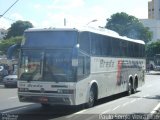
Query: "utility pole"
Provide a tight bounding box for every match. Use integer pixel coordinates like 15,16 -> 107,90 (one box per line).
64,18 -> 66,26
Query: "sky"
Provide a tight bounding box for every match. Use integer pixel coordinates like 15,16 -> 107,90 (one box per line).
0,0 -> 150,29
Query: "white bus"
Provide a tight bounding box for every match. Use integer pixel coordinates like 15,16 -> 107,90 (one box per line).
18,26 -> 145,108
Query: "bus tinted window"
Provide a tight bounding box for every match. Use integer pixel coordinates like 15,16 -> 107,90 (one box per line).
23,31 -> 77,48
82,31 -> 144,58
120,40 -> 128,57
90,33 -> 112,56
101,36 -> 109,56
79,32 -> 90,54
107,37 -> 112,56
112,38 -> 120,57
91,33 -> 102,56
77,52 -> 90,80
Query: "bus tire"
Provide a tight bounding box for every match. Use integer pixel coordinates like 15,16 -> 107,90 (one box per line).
85,87 -> 95,108
127,82 -> 132,96
133,78 -> 138,94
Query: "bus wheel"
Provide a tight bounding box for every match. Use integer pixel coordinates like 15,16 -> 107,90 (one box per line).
85,87 -> 95,108
133,79 -> 138,94
127,82 -> 132,95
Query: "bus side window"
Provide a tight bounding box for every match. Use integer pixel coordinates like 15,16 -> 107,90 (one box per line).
77,53 -> 90,81
79,32 -> 90,54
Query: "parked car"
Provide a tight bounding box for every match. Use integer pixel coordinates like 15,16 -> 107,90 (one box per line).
0,65 -> 8,82
3,71 -> 17,88
154,65 -> 160,71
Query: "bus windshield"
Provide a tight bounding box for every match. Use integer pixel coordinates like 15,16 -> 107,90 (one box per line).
19,49 -> 75,82
23,30 -> 77,48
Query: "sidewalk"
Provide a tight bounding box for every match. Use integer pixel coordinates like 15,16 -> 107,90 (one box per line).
146,70 -> 160,75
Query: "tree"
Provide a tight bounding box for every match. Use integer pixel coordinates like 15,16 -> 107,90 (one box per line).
5,20 -> 33,39
0,36 -> 22,57
146,40 -> 160,58
105,12 -> 152,43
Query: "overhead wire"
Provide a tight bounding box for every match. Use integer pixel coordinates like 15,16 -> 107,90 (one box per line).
0,0 -> 20,19
2,16 -> 16,22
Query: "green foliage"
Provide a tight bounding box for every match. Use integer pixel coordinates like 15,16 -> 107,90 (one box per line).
105,12 -> 152,43
5,20 -> 33,39
1,20 -> 33,58
146,41 -> 160,58
0,36 -> 23,56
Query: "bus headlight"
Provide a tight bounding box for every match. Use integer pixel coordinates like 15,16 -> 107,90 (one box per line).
57,89 -> 74,94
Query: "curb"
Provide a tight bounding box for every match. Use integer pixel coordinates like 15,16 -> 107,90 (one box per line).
145,71 -> 160,75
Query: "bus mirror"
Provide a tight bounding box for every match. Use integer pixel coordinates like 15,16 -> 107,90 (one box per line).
7,44 -> 21,60
72,44 -> 79,59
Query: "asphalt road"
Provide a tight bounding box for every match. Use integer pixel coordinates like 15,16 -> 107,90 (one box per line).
0,74 -> 160,120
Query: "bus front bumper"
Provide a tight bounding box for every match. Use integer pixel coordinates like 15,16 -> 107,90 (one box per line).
18,92 -> 76,105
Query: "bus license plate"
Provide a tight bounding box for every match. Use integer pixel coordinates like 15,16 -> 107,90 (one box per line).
39,97 -> 48,102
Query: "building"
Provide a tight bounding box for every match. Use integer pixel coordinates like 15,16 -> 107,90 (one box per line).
140,0 -> 160,42
0,29 -> 7,40
140,19 -> 160,42
148,0 -> 160,20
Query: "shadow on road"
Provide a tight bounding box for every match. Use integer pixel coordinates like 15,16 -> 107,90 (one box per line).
145,95 -> 160,100
0,85 -> 17,89
0,92 -> 139,120
95,92 -> 128,106
128,94 -> 160,101
1,104 -> 84,120
0,83 -> 17,89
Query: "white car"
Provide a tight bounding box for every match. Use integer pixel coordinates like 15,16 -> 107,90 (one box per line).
3,71 -> 17,88
154,65 -> 160,71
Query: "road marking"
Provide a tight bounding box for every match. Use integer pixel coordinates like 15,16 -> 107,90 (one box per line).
101,109 -> 111,114
130,99 -> 137,103
65,109 -> 86,118
94,100 -> 118,109
94,97 -> 126,109
112,105 -> 120,111
150,102 -> 160,114
8,96 -> 18,100
74,109 -> 87,114
136,97 -> 143,101
122,102 -> 130,106
2,106 -> 27,113
143,94 -> 149,98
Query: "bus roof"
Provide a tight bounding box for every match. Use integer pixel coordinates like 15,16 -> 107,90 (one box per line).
25,26 -> 145,45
